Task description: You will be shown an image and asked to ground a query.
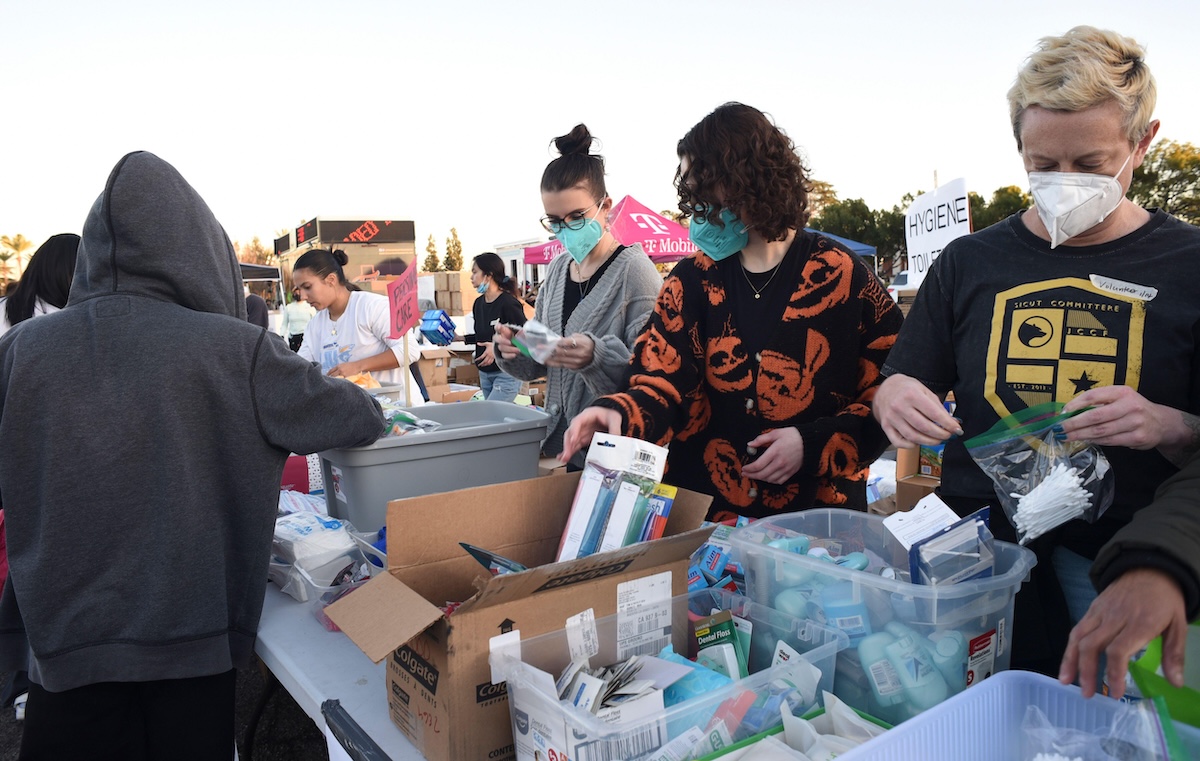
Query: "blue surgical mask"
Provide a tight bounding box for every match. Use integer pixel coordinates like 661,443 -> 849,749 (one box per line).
690,207 -> 749,261
476,282 -> 488,294
555,204 -> 605,264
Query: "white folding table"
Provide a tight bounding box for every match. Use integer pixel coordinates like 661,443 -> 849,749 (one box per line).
255,585 -> 423,760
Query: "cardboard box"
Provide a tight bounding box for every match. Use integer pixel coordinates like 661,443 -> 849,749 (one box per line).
452,362 -> 479,386
895,445 -> 940,512
328,473 -> 714,761
434,272 -> 452,291
520,378 -> 547,403
537,456 -> 566,477
418,347 -> 452,388
425,383 -> 480,403
434,290 -> 453,311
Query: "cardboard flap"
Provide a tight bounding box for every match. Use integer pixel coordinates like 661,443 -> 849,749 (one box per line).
325,572 -> 444,663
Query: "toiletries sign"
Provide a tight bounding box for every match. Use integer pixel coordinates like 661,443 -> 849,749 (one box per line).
904,178 -> 972,292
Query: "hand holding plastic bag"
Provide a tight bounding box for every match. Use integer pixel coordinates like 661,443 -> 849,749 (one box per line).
965,402 -> 1114,544
511,319 -> 562,364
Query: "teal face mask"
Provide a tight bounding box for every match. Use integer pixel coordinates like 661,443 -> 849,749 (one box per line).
690,207 -> 748,261
555,204 -> 605,264
476,282 -> 488,294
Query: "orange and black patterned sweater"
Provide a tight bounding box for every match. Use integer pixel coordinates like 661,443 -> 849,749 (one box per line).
594,232 -> 904,521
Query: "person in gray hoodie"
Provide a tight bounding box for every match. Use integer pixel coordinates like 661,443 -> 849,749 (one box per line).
0,151 -> 387,760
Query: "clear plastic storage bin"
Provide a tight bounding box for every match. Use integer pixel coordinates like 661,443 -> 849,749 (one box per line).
491,588 -> 848,761
728,508 -> 1036,725
319,400 -> 548,531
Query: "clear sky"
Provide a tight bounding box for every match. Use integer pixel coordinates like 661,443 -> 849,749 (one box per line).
5,0 -> 1199,260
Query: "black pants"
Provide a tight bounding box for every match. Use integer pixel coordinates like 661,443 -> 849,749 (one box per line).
20,669 -> 236,761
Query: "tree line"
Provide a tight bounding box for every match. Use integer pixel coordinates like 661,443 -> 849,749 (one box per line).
809,138 -> 1200,275
3,141 -> 1195,289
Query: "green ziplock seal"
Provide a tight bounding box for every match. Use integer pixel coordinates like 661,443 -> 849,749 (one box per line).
1129,628 -> 1200,730
964,401 -> 1089,448
511,336 -> 535,359
1152,695 -> 1187,761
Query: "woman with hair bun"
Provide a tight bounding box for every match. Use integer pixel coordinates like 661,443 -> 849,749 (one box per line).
495,124 -> 663,468
293,248 -> 424,404
0,233 -> 79,338
466,252 -> 526,402
563,103 -> 903,520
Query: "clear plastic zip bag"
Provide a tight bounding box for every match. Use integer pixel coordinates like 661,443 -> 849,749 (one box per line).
964,402 -> 1114,545
1022,696 -> 1187,761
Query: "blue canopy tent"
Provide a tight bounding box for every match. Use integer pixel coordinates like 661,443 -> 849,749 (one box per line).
805,228 -> 876,258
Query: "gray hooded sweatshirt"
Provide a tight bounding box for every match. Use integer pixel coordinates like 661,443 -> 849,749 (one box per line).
0,152 -> 387,691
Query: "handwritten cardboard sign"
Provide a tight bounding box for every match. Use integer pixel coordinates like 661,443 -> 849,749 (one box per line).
387,264 -> 419,339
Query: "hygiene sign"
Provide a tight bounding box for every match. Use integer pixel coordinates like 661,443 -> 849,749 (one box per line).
904,178 -> 971,291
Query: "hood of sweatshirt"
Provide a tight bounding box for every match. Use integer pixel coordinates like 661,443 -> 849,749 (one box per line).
69,151 -> 247,320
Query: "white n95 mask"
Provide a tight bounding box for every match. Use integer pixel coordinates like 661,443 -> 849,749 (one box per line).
1028,152 -> 1133,248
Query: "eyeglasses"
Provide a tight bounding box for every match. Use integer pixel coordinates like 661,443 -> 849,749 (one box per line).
540,200 -> 603,233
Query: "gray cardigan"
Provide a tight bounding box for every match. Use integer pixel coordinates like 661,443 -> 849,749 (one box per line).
498,244 -> 662,463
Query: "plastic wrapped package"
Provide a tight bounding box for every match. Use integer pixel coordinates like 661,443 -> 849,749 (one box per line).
965,402 -> 1114,545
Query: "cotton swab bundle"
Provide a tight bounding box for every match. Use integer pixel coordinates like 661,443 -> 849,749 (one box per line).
1010,463 -> 1092,543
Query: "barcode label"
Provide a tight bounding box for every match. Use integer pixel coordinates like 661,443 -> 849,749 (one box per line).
624,634 -> 672,659
868,658 -> 904,696
617,572 -> 672,660
628,446 -> 661,477
567,608 -> 599,662
573,722 -> 667,761
833,615 -> 867,635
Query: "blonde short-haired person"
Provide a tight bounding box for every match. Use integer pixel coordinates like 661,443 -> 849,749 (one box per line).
873,27 -> 1200,682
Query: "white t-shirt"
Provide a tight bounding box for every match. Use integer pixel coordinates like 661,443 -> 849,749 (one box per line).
299,290 -> 425,405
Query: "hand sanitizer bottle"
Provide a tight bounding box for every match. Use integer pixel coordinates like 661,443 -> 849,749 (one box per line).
857,632 -> 905,710
883,622 -> 949,711
927,630 -> 968,694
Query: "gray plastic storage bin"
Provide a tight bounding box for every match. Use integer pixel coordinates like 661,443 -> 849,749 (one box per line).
320,401 -> 548,531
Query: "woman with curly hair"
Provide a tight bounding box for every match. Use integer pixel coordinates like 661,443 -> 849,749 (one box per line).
563,103 -> 904,520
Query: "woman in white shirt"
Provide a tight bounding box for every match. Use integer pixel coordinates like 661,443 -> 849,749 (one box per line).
0,233 -> 79,338
279,287 -> 316,351
294,248 -> 425,405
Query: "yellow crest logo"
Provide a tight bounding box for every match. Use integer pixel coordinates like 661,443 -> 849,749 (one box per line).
985,277 -> 1144,418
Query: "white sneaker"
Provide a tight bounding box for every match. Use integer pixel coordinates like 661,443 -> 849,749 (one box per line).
13,691 -> 27,721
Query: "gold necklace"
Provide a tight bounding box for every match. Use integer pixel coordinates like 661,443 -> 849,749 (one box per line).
574,239 -> 620,298
740,256 -> 784,299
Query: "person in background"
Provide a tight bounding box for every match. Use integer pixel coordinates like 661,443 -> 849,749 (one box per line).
0,233 -> 79,338
0,151 -> 386,759
466,252 -> 526,402
495,124 -> 662,468
872,26 -> 1200,677
280,286 -> 316,351
0,232 -> 79,720
563,103 -> 903,520
294,248 -> 425,404
244,286 -> 269,329
1060,451 -> 1200,698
